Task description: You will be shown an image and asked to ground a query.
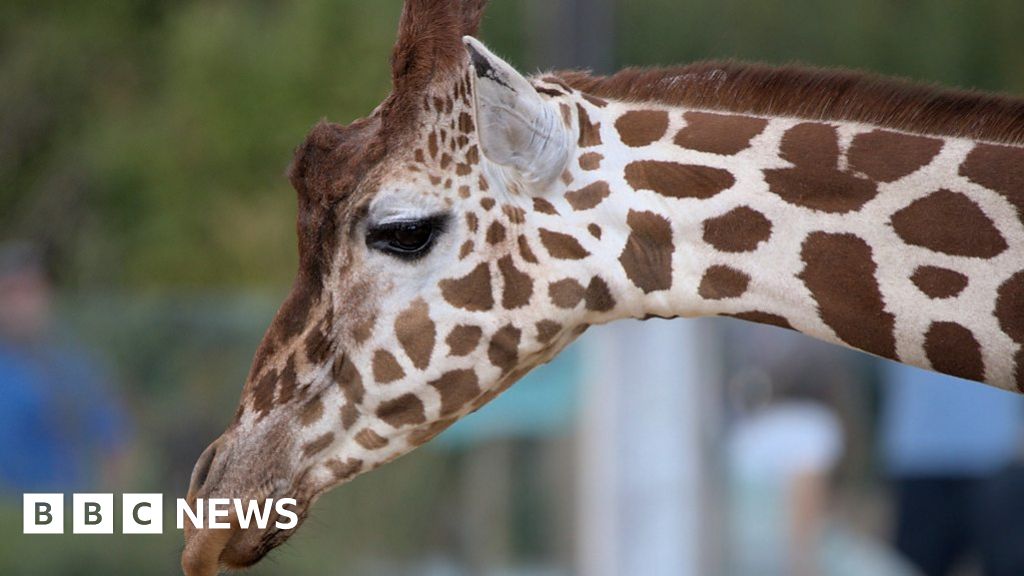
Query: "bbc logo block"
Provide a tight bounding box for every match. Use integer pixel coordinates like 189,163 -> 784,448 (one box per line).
24,493 -> 163,534
122,494 -> 163,534
22,493 -> 297,534
73,493 -> 114,534
23,494 -> 64,534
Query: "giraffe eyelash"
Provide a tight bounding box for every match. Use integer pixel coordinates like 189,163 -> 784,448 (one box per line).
365,213 -> 450,261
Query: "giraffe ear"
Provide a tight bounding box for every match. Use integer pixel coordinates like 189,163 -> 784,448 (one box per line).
463,37 -> 573,185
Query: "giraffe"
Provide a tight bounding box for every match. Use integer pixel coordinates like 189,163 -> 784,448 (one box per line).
181,1 -> 1024,573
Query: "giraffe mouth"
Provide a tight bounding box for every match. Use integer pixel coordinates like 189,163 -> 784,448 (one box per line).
181,515 -> 301,575
181,522 -> 239,576
180,488 -> 312,574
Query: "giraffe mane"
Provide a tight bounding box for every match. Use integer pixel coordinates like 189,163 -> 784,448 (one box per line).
556,61 -> 1024,145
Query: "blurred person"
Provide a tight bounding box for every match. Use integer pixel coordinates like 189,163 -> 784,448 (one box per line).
726,324 -> 917,576
0,242 -> 131,493
881,364 -> 1024,576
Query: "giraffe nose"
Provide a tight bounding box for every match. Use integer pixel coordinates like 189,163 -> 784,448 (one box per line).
188,437 -> 222,496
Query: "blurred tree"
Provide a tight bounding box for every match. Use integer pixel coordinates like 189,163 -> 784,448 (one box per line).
2,0 -> 401,288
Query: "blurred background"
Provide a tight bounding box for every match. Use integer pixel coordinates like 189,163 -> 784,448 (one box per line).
2,1 -> 1024,574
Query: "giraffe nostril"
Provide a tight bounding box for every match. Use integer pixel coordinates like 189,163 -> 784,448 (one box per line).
189,439 -> 221,495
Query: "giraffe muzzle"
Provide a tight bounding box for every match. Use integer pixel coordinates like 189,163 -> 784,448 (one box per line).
182,437 -> 237,576
181,520 -> 239,576
182,430 -> 311,574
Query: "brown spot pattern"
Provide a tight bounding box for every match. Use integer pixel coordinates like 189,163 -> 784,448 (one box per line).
518,236 -> 538,263
532,197 -> 559,215
727,311 -> 794,330
558,102 -> 573,123
429,369 -> 481,417
299,396 -> 324,427
251,368 -> 277,418
624,160 -> 734,200
302,432 -> 334,457
354,429 -> 389,450
372,350 -> 405,384
549,278 -> 586,308
275,359 -> 298,405
996,271 -> 1024,343
488,325 -> 522,375
395,299 -> 435,370
577,104 -> 602,147
960,144 -> 1024,225
303,314 -> 333,366
446,325 -> 483,356
503,204 -> 526,224
327,458 -> 363,482
408,419 -> 455,446
674,111 -> 768,155
800,232 -> 896,359
698,265 -> 750,300
536,320 -> 562,343
619,210 -> 674,293
440,263 -> 494,311
588,223 -> 602,239
702,206 -> 773,253
566,181 -> 611,211
498,256 -> 533,309
848,130 -> 942,183
458,112 -> 474,134
924,322 -> 985,382
539,229 -> 590,260
910,266 -> 969,299
579,152 -> 603,171
428,132 -> 438,158
350,314 -> 375,345
890,190 -> 1007,258
333,354 -> 364,429
584,277 -> 616,312
764,123 -> 877,213
377,393 -> 426,428
615,110 -> 669,147
487,221 -> 507,245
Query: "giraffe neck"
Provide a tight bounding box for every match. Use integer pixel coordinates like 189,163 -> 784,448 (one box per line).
540,90 -> 1024,391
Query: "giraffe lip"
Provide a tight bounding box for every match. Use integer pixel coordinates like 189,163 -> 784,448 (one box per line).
181,523 -> 239,576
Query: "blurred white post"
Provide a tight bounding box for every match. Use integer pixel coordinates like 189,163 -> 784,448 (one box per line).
577,319 -> 711,576
524,1 -> 715,573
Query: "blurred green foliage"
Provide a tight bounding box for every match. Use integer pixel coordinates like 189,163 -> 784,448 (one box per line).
619,0 -> 1024,90
2,0 -> 402,288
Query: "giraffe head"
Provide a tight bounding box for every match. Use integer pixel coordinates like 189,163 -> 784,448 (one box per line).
182,1 -> 605,573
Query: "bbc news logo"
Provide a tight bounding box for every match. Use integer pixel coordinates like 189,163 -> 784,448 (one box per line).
23,494 -> 298,534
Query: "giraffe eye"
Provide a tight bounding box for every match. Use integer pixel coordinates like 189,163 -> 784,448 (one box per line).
366,215 -> 448,260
